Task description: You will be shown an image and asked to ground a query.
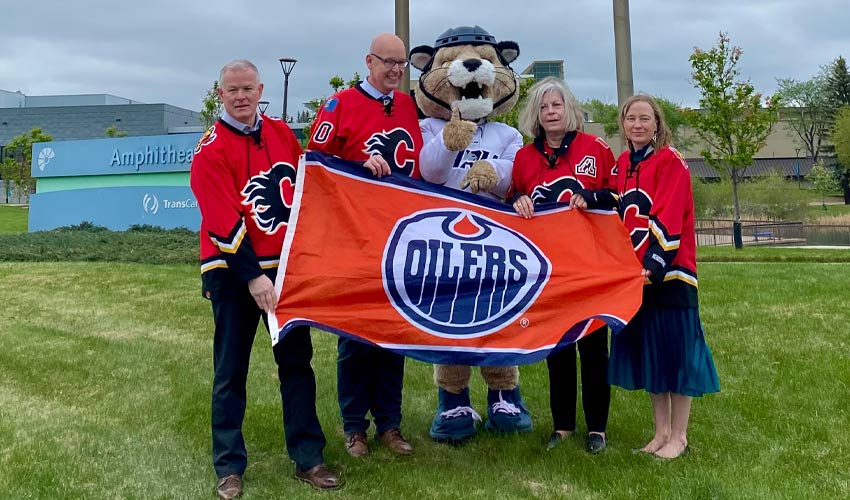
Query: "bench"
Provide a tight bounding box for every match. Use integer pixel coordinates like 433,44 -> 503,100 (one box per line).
753,231 -> 773,241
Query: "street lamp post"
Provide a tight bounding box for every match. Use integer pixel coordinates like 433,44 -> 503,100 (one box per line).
279,58 -> 297,122
795,147 -> 802,189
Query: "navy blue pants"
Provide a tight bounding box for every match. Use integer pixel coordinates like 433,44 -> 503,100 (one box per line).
546,326 -> 611,434
210,280 -> 326,477
337,337 -> 405,435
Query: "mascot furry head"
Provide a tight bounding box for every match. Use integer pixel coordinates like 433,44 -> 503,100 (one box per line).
410,25 -> 520,122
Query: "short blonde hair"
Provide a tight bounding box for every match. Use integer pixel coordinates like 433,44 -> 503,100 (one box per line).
618,93 -> 671,148
518,76 -> 583,139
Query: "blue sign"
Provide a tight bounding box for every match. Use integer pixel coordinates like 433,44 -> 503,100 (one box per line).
32,133 -> 202,178
29,186 -> 200,231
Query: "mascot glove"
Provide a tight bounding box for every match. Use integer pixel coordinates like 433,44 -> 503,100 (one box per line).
461,160 -> 499,194
443,108 -> 477,151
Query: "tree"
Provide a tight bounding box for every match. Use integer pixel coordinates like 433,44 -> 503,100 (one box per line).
105,125 -> 129,138
830,105 -> 850,203
776,75 -> 831,161
583,96 -> 694,149
809,160 -> 841,207
0,127 -> 53,200
200,80 -> 223,129
490,77 -> 535,132
687,32 -> 780,248
825,56 -> 850,110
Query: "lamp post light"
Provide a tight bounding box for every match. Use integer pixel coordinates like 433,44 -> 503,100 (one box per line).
279,58 -> 297,122
795,147 -> 802,189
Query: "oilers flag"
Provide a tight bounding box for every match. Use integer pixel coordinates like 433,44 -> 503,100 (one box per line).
269,151 -> 644,366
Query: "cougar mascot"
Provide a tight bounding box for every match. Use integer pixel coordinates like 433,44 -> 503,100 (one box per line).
410,25 -> 531,442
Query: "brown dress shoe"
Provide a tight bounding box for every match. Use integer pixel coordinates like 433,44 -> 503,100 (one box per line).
345,431 -> 369,457
295,464 -> 341,490
379,428 -> 413,455
215,474 -> 243,499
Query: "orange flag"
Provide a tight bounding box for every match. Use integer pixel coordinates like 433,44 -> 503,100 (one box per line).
270,152 -> 643,366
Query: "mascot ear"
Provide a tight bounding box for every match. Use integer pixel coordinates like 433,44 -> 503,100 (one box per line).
409,45 -> 435,71
496,41 -> 520,64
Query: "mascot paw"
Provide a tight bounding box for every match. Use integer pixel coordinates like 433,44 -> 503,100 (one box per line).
485,387 -> 533,433
443,108 -> 477,151
430,388 -> 481,443
460,160 -> 499,193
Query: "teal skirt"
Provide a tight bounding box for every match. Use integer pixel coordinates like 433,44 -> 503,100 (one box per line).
609,306 -> 720,397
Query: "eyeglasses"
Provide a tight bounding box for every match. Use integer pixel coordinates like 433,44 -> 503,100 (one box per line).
370,53 -> 409,69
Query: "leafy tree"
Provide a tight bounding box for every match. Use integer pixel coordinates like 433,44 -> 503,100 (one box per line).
105,125 -> 129,138
583,99 -> 619,138
687,32 -> 780,247
491,77 -> 535,133
200,80 -> 223,129
776,75 -> 831,161
347,72 -> 362,88
0,127 -> 53,200
830,105 -> 850,203
809,160 -> 841,207
583,96 -> 694,149
329,76 -> 345,93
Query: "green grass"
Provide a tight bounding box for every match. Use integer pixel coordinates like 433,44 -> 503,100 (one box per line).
0,205 -> 28,233
1,261 -> 848,499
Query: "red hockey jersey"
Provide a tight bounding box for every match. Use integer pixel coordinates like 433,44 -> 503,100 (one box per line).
190,116 -> 301,283
307,84 -> 422,177
616,145 -> 698,307
509,131 -> 616,205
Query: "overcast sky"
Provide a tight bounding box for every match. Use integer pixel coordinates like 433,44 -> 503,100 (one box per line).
2,1 -> 848,118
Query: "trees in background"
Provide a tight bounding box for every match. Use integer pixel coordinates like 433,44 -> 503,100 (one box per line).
0,127 -> 53,201
776,75 -> 831,161
200,81 -> 222,129
687,32 -> 780,247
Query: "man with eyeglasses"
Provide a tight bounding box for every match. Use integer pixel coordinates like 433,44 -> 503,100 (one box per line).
308,32 -> 422,458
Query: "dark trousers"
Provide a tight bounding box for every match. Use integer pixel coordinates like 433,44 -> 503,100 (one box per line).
337,337 -> 405,435
211,290 -> 325,477
546,326 -> 611,433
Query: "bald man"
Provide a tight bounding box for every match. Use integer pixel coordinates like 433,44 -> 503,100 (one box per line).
308,33 -> 423,457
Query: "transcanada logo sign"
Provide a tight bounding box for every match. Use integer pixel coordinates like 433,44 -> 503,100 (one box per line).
142,194 -> 159,214
38,147 -> 55,171
383,209 -> 551,338
111,145 -> 194,171
142,193 -> 197,215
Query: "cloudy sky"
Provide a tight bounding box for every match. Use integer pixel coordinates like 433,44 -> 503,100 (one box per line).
2,0 -> 848,118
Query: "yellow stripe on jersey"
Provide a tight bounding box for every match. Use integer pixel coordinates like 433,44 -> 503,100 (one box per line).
211,221 -> 247,254
649,219 -> 680,251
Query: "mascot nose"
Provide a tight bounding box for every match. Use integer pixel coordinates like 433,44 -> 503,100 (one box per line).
462,59 -> 482,72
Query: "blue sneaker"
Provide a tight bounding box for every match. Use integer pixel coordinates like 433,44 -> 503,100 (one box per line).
429,388 -> 481,443
485,387 -> 533,433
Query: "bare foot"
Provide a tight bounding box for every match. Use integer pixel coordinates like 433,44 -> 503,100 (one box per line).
653,439 -> 689,459
639,436 -> 668,454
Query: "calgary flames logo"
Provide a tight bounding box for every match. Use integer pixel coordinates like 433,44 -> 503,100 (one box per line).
363,128 -> 416,176
530,176 -> 584,204
241,162 -> 297,235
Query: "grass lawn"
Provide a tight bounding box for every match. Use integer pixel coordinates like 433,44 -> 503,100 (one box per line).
0,205 -> 28,233
1,260 -> 848,500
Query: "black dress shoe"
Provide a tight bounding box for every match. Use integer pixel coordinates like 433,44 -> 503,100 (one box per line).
546,431 -> 571,450
216,474 -> 243,499
295,464 -> 341,490
585,433 -> 607,454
